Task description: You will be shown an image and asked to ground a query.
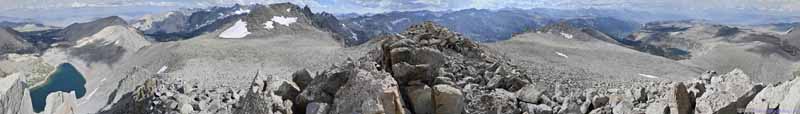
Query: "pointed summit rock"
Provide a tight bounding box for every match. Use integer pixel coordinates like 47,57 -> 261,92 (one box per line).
53,16 -> 128,44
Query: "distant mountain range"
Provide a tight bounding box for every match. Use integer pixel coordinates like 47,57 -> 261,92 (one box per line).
340,8 -> 651,44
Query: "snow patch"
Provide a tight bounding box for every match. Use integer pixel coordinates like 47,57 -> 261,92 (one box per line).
391,18 -> 409,25
286,8 -> 292,12
233,9 -> 251,15
341,24 -> 358,40
219,19 -> 251,38
272,16 -> 297,26
560,32 -> 573,39
261,16 -> 297,30
638,74 -> 661,79
264,21 -> 275,29
157,66 -> 168,74
555,51 -> 568,58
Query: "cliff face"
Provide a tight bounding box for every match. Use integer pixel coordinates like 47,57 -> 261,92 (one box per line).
0,73 -> 34,114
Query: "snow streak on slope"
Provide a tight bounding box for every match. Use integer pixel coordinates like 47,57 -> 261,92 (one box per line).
560,32 -> 573,39
638,73 -> 661,79
555,51 -> 568,58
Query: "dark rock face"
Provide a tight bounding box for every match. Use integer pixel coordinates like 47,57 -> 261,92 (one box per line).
0,27 -> 34,54
68,40 -> 127,64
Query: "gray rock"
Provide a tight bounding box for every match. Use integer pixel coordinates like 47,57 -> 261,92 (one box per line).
391,62 -> 431,84
523,103 -> 553,114
612,100 -> 634,114
382,89 -> 407,114
306,102 -> 329,114
179,84 -> 193,94
280,100 -> 293,114
669,82 -> 692,114
193,101 -> 207,111
433,84 -> 464,114
0,74 -> 33,114
405,85 -> 433,114
644,101 -> 670,114
275,80 -> 301,101
180,103 -> 194,114
558,98 -> 583,114
175,94 -> 193,104
516,84 -> 543,103
633,87 -> 647,103
389,47 -> 414,65
588,106 -> 613,114
695,69 -> 764,114
433,76 -> 454,85
331,63 -> 400,114
747,77 -> 800,114
292,69 -> 313,89
166,100 -> 179,110
412,47 -> 446,68
592,95 -> 610,109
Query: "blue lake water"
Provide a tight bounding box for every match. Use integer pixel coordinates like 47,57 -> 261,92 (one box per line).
29,63 -> 86,113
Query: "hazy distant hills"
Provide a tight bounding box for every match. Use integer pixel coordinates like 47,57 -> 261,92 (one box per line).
341,8 -> 645,44
624,20 -> 800,82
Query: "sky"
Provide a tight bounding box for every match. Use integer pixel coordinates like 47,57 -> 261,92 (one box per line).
1,0 -> 799,26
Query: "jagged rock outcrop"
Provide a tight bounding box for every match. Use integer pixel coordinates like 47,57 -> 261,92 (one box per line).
40,91 -> 78,114
235,72 -> 295,114
746,74 -> 800,114
0,73 -> 34,114
694,69 -> 764,114
0,27 -> 34,54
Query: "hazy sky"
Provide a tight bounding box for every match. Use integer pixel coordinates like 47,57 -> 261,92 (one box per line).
2,0 -> 799,13
1,0 -> 798,25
